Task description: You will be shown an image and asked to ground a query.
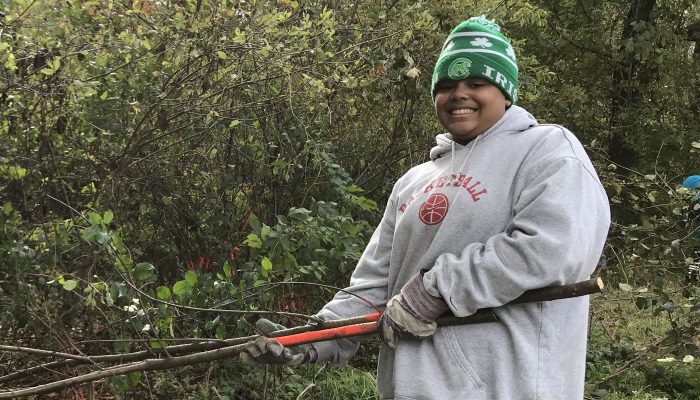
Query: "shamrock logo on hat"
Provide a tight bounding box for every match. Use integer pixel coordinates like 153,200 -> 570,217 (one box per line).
471,37 -> 492,48
448,57 -> 472,80
506,45 -> 516,60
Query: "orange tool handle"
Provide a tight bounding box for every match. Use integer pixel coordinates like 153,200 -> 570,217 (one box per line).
269,278 -> 604,347
274,312 -> 381,346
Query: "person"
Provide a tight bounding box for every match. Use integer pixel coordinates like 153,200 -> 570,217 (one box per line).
240,16 -> 611,399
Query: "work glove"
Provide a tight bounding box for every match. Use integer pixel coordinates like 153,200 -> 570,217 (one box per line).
239,319 -> 317,366
379,271 -> 449,349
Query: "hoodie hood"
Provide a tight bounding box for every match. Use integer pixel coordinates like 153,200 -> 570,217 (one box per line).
430,105 -> 538,161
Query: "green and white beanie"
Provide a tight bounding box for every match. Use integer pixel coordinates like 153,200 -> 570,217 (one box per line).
431,16 -> 518,103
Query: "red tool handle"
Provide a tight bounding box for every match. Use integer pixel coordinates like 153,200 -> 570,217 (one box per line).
269,278 -> 604,347
275,321 -> 380,347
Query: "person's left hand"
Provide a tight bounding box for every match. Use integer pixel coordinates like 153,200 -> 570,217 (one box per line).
239,319 -> 317,366
379,272 -> 449,349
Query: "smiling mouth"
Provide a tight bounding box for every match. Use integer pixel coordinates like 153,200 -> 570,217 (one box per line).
450,108 -> 477,115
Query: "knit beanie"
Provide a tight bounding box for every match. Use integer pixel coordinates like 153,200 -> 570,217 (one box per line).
683,175 -> 700,190
431,16 -> 518,103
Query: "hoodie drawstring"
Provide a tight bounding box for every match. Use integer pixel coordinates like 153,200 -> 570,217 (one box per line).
455,134 -> 480,175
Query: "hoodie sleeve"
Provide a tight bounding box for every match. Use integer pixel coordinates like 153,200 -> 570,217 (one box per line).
422,128 -> 611,317
311,186 -> 397,364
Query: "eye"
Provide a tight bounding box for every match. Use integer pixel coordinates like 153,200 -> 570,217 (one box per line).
468,82 -> 486,89
435,80 -> 457,92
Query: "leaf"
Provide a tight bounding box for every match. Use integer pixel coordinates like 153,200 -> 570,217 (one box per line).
244,233 -> 262,249
185,270 -> 197,286
618,283 -> 633,292
172,280 -> 189,295
103,210 -> 114,224
223,261 -> 232,278
216,324 -> 226,340
249,213 -> 262,233
288,207 -> 312,222
88,212 -> 102,226
216,50 -> 228,59
133,262 -> 156,281
7,166 -> 26,180
62,280 -> 78,291
155,286 -> 171,300
405,67 -> 421,79
692,142 -> 700,149
50,56 -> 61,70
261,257 -> 273,272
657,357 -> 676,363
228,119 -> 240,128
260,225 -> 271,240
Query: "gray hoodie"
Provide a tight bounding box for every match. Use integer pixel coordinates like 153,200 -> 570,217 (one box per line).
313,105 -> 611,399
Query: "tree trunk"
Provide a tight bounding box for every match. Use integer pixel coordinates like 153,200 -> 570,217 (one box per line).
608,0 -> 657,169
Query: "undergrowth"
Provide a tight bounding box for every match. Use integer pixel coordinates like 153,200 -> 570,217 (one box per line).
585,286 -> 700,399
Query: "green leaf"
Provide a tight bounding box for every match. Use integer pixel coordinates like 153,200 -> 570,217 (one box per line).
50,56 -> 61,70
244,233 -> 262,249
223,261 -> 232,278
288,207 -> 311,222
133,262 -> 156,281
260,225 -> 271,240
261,257 -> 273,272
88,212 -> 102,226
7,166 -> 26,180
216,50 -> 228,59
249,214 -> 262,234
155,286 -> 171,300
62,280 -> 78,291
184,270 -> 197,286
215,324 -> 226,340
173,280 -> 189,295
103,210 -> 113,224
228,119 -> 240,128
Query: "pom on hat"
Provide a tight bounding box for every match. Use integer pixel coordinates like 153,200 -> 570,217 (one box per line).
431,16 -> 518,103
683,175 -> 700,190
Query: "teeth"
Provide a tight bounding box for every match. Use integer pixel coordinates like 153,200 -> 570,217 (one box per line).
451,108 -> 476,115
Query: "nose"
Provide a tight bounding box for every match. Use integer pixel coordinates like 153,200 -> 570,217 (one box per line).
451,81 -> 471,99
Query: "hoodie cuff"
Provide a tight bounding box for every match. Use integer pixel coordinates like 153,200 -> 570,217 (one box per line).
399,273 -> 449,323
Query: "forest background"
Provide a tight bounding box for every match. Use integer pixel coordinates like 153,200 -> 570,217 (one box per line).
1,0 -> 700,399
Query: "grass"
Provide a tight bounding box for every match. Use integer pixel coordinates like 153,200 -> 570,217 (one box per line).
585,287 -> 699,399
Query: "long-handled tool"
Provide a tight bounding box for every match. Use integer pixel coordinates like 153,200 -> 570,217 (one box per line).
0,278 -> 604,399
271,277 -> 604,347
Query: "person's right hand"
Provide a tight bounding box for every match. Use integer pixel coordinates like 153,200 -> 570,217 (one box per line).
239,319 -> 317,366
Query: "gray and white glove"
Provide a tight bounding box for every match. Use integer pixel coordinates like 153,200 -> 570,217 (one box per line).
239,319 -> 317,366
379,271 -> 449,349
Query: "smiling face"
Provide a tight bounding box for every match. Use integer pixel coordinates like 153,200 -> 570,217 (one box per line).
434,78 -> 511,145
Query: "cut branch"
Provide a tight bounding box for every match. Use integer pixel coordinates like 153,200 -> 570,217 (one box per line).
0,278 -> 603,398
